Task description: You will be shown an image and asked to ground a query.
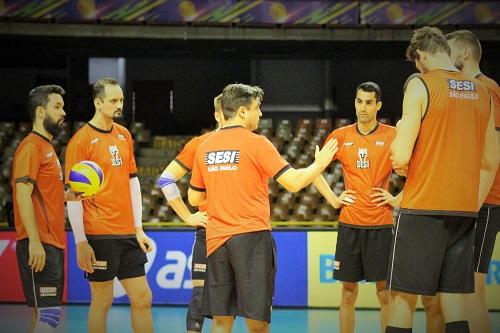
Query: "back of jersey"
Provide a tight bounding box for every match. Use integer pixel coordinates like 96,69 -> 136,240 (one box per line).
401,70 -> 491,216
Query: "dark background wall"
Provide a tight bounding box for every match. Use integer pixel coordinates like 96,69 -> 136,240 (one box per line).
1,36 -> 498,134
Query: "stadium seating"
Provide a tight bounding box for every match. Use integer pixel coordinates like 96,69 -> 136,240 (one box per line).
0,117 -> 401,225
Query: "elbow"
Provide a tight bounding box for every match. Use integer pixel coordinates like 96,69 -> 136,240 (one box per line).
187,190 -> 201,206
187,195 -> 197,206
391,153 -> 410,169
285,183 -> 301,193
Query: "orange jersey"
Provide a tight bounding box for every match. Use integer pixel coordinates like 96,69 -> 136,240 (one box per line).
476,74 -> 500,206
190,126 -> 290,255
324,123 -> 396,227
65,123 -> 137,237
401,70 -> 491,216
12,132 -> 65,249
175,131 -> 214,212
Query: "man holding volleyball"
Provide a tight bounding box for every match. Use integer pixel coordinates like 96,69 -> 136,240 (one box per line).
12,85 -> 81,333
65,77 -> 154,333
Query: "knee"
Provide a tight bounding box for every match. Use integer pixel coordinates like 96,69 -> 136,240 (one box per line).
90,293 -> 113,311
422,296 -> 442,315
392,291 -> 418,311
341,283 -> 359,305
213,316 -> 233,329
377,290 -> 390,306
246,320 -> 269,333
130,287 -> 153,310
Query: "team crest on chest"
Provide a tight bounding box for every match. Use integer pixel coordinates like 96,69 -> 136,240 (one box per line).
356,148 -> 369,169
109,145 -> 123,167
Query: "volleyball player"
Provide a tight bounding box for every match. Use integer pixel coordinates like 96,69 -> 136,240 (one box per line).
157,94 -> 224,333
314,81 -> 398,333
65,78 -> 154,333
387,26 -> 498,333
188,83 -> 337,333
447,29 -> 500,333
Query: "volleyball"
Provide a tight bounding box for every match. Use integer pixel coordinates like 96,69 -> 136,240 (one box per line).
68,160 -> 104,197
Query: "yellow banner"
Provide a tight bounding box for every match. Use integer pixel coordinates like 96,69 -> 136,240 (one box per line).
486,233 -> 500,309
306,231 -> 500,309
307,231 -> 382,308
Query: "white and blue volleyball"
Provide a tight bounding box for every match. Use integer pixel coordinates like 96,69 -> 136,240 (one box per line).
69,161 -> 104,197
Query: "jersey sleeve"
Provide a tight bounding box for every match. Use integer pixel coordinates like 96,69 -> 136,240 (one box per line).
256,137 -> 290,180
64,137 -> 87,185
13,143 -> 40,184
126,130 -> 138,177
175,136 -> 198,172
189,147 -> 205,192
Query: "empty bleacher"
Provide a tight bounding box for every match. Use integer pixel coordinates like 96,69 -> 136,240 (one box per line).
0,117 -> 402,225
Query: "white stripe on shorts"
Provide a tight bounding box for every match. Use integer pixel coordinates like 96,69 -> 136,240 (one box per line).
31,269 -> 38,308
388,212 -> 402,290
476,207 -> 491,271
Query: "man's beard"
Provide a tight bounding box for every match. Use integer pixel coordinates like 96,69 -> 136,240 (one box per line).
113,110 -> 125,124
44,116 -> 63,137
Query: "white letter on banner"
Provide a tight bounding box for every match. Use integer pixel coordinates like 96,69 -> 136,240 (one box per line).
183,254 -> 193,289
157,251 -> 186,289
0,240 -> 9,256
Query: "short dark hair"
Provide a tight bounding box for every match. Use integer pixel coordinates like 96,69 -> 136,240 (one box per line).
356,82 -> 381,102
92,77 -> 119,100
27,85 -> 65,121
406,26 -> 450,62
446,30 -> 482,62
220,84 -> 264,120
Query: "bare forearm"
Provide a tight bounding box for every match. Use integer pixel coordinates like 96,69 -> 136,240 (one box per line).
313,175 -> 339,208
290,162 -> 325,192
478,168 -> 498,207
168,197 -> 192,222
16,193 -> 40,241
393,191 -> 403,208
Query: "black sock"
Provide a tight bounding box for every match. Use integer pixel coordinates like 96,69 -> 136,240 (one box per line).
386,327 -> 412,333
445,321 -> 469,333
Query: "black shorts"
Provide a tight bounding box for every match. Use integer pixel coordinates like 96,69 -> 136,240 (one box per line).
191,228 -> 207,281
16,239 -> 64,308
387,213 -> 475,296
474,205 -> 500,274
203,231 -> 276,323
86,238 -> 148,282
334,224 -> 392,282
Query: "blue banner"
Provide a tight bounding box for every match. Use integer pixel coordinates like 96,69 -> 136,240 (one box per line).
67,230 -> 308,306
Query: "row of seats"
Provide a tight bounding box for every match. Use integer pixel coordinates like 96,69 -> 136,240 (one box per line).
0,117 -> 401,224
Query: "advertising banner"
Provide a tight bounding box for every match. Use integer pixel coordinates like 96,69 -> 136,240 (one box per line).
0,231 -> 24,302
66,230 -> 308,306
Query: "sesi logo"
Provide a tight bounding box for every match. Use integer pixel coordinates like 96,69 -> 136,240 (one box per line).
205,150 -> 240,165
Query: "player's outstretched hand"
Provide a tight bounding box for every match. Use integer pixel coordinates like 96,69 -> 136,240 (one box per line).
28,240 -> 46,272
333,190 -> 356,209
76,241 -> 96,273
186,211 -> 208,228
371,187 -> 400,208
314,139 -> 338,169
136,229 -> 153,253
